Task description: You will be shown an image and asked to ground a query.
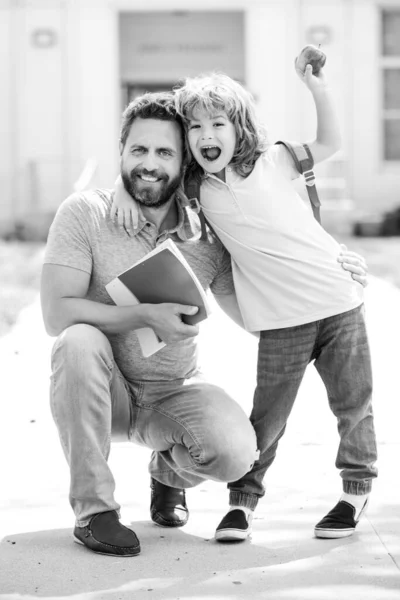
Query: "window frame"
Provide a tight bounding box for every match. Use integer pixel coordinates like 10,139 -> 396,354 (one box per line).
380,5 -> 400,163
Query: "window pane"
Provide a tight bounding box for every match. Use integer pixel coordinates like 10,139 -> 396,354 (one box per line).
382,10 -> 400,56
384,119 -> 400,160
383,69 -> 400,109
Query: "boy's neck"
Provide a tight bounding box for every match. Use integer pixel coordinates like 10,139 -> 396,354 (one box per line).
213,168 -> 226,182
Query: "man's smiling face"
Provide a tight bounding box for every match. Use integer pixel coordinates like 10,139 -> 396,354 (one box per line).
120,117 -> 183,208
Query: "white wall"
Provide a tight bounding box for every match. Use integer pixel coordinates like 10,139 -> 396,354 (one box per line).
0,1 -> 14,225
10,1 -> 67,216
3,0 -> 400,227
70,1 -> 120,189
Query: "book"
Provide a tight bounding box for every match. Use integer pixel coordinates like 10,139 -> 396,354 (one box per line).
106,238 -> 211,357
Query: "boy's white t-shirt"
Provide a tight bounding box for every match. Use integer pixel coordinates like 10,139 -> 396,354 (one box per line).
199,144 -> 364,332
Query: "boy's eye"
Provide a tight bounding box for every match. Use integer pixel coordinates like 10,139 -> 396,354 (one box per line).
214,122 -> 224,127
189,124 -> 200,130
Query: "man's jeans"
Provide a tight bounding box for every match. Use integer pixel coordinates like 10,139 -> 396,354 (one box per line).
50,324 -> 257,526
229,304 -> 378,510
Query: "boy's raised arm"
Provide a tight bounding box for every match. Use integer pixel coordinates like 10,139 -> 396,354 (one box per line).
295,46 -> 341,164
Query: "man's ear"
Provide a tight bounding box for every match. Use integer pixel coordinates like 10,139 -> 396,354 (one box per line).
119,141 -> 123,156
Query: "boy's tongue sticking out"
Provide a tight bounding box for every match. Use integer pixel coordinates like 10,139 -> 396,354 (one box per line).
201,146 -> 221,161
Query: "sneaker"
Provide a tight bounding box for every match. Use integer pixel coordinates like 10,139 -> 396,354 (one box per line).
215,509 -> 253,542
314,499 -> 369,539
150,478 -> 189,527
73,510 -> 140,556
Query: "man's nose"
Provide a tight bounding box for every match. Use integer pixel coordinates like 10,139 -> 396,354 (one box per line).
141,153 -> 159,171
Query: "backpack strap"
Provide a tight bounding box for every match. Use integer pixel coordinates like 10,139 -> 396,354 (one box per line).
184,178 -> 209,241
275,140 -> 321,224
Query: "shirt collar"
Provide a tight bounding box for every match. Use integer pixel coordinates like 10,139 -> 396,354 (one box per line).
202,165 -> 236,185
128,189 -> 201,242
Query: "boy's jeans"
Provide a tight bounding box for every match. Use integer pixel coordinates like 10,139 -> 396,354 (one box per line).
50,324 -> 257,526
229,304 -> 378,510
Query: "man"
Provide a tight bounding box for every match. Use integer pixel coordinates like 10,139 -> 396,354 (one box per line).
41,92 -> 258,557
41,92 -> 367,557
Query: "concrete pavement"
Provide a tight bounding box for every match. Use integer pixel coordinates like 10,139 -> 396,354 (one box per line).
0,276 -> 399,599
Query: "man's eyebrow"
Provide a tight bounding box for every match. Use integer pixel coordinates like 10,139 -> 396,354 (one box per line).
129,143 -> 146,150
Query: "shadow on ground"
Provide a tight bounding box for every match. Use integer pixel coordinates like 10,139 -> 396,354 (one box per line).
1,512 -> 399,600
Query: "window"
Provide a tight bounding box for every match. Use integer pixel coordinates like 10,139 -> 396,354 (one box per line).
381,9 -> 400,160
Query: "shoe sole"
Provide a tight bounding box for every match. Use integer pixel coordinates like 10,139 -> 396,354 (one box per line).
314,527 -> 355,539
152,520 -> 186,528
215,528 -> 250,542
74,536 -> 141,556
151,517 -> 187,528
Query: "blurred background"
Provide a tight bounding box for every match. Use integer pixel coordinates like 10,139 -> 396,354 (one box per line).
1,0 -> 400,336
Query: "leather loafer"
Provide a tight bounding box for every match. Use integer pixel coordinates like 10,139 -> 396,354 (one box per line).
150,478 -> 189,527
73,510 -> 140,556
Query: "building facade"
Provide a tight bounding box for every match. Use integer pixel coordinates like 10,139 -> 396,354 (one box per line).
1,0 -> 400,234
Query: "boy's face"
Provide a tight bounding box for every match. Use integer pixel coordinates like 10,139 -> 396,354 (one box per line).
187,107 -> 236,176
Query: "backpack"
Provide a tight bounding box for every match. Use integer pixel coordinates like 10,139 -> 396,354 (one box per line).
184,141 -> 321,241
275,141 -> 321,223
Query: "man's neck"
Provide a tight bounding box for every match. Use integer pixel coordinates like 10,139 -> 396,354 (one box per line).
140,197 -> 178,232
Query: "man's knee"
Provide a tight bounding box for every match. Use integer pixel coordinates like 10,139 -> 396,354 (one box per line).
202,420 -> 257,483
52,324 -> 111,369
216,435 -> 257,482
50,325 -> 114,420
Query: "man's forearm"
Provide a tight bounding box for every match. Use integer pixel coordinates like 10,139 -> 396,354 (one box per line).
44,297 -> 151,337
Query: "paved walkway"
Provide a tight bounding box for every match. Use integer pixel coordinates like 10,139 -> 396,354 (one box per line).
0,277 -> 399,600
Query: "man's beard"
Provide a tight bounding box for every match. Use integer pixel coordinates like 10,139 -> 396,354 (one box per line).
121,165 -> 183,209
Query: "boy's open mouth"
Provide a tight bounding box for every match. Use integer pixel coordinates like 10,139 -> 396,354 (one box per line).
201,146 -> 221,161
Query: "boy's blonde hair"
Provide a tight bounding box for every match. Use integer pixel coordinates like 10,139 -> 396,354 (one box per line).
174,72 -> 268,180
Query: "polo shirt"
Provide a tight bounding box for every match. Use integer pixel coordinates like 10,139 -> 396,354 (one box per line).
199,145 -> 364,332
44,189 -> 235,382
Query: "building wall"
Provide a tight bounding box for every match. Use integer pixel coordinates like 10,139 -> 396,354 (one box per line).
2,0 -> 400,234
351,0 -> 400,213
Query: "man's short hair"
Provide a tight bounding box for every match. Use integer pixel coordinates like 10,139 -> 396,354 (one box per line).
120,91 -> 185,150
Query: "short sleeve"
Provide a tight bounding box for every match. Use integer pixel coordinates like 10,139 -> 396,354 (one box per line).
44,193 -> 93,274
209,244 -> 235,296
266,144 -> 300,181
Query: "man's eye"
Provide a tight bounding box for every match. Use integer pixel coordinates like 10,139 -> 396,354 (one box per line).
131,148 -> 144,155
159,150 -> 171,157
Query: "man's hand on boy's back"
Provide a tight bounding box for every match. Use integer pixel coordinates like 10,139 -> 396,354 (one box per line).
111,175 -> 140,233
338,245 -> 369,287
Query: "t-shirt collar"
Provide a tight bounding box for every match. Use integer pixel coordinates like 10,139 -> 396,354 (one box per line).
129,189 -> 199,241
